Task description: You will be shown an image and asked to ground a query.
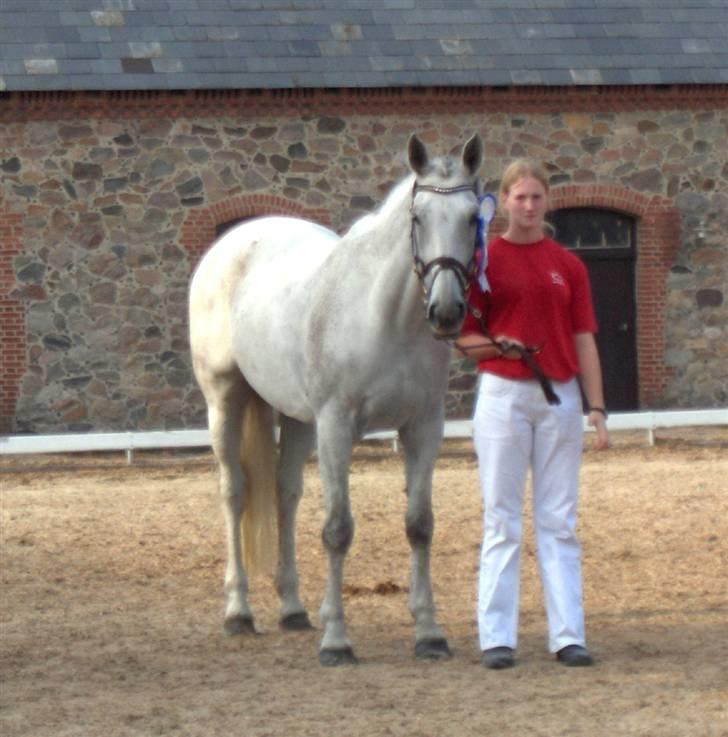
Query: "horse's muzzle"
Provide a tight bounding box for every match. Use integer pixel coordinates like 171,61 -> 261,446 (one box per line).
427,299 -> 466,339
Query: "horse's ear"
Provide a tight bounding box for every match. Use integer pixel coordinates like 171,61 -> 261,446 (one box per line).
462,134 -> 483,176
408,134 -> 429,175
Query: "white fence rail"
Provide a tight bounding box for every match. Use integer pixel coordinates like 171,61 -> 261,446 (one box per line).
0,409 -> 725,462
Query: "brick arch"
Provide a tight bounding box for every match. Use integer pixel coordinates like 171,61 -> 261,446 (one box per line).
549,184 -> 681,406
179,194 -> 332,270
0,212 -> 25,433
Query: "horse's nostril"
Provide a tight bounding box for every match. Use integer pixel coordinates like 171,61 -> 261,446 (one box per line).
428,300 -> 466,334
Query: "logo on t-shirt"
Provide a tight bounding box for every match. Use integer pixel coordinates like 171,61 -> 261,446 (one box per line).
550,270 -> 566,287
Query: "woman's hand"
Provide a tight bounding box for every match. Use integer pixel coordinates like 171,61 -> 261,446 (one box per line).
574,332 -> 611,450
587,409 -> 610,450
494,335 -> 525,360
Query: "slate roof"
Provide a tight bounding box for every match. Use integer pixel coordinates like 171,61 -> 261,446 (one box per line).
1,1 -> 727,92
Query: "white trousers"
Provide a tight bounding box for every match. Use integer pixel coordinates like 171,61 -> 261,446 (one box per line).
473,373 -> 586,653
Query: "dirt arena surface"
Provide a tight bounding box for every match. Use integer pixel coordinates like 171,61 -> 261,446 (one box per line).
1,428 -> 727,737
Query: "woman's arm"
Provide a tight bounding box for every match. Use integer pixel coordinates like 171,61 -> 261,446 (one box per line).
574,332 -> 610,450
453,333 -> 501,361
453,333 -> 525,362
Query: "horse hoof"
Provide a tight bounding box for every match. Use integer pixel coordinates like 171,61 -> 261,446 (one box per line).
415,637 -> 451,660
319,647 -> 358,667
280,612 -> 313,631
224,615 -> 256,636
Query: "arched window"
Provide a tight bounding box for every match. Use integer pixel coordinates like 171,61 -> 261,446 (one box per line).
550,207 -> 634,251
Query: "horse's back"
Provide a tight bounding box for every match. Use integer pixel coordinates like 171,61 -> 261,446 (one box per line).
189,216 -> 338,390
191,216 -> 336,294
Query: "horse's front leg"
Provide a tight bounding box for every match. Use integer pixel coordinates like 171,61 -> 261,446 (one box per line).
399,413 -> 451,660
316,410 -> 357,666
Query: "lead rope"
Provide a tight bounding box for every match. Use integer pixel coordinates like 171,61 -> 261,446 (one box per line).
456,306 -> 561,406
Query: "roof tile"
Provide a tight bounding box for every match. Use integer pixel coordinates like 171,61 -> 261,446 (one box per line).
1,1 -> 725,92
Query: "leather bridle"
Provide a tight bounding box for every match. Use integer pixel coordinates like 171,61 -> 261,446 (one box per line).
409,181 -> 479,304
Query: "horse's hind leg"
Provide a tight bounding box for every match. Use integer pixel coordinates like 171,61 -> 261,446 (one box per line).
205,373 -> 255,635
276,415 -> 315,630
399,415 -> 451,660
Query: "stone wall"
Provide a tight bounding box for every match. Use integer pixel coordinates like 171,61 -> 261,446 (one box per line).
1,85 -> 726,433
665,186 -> 728,407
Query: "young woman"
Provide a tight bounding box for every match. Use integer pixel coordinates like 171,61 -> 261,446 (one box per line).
457,160 -> 610,669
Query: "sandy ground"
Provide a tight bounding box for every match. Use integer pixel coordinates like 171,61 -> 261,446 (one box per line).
1,428 -> 727,737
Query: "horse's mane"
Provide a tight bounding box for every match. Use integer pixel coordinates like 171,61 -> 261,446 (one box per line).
344,152 -> 475,241
345,173 -> 415,241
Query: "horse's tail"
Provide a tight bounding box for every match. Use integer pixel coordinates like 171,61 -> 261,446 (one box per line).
240,392 -> 278,577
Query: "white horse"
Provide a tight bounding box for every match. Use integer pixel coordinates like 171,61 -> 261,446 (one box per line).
189,134 -> 483,665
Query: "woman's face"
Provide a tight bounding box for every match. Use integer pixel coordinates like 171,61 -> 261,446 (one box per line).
503,176 -> 549,235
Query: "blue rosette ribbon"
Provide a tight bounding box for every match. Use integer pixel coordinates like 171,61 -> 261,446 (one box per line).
475,193 -> 496,292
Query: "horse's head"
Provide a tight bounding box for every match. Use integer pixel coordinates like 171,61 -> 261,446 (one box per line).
408,133 -> 483,339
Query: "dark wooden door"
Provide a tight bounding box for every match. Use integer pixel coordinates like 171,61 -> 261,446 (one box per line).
550,208 -> 639,411
579,250 -> 638,411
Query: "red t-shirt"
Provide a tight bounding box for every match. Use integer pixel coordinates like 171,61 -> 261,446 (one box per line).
461,236 -> 597,381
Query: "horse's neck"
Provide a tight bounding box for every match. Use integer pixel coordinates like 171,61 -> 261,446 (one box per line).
355,208 -> 427,337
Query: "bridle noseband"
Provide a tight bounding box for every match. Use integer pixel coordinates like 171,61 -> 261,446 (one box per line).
410,181 -> 479,301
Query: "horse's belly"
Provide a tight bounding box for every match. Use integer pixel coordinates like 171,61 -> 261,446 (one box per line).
231,285 -> 316,423
347,348 -> 452,434
360,382 -> 441,432
231,312 -> 316,423
225,218 -> 338,422
242,357 -> 315,423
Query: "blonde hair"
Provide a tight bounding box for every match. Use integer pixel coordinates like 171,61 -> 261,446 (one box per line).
499,158 -> 550,201
499,158 -> 555,237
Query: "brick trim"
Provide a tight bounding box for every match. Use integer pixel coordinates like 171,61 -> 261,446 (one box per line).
180,195 -> 332,269
2,85 -> 726,123
549,185 -> 680,406
0,213 -> 25,433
